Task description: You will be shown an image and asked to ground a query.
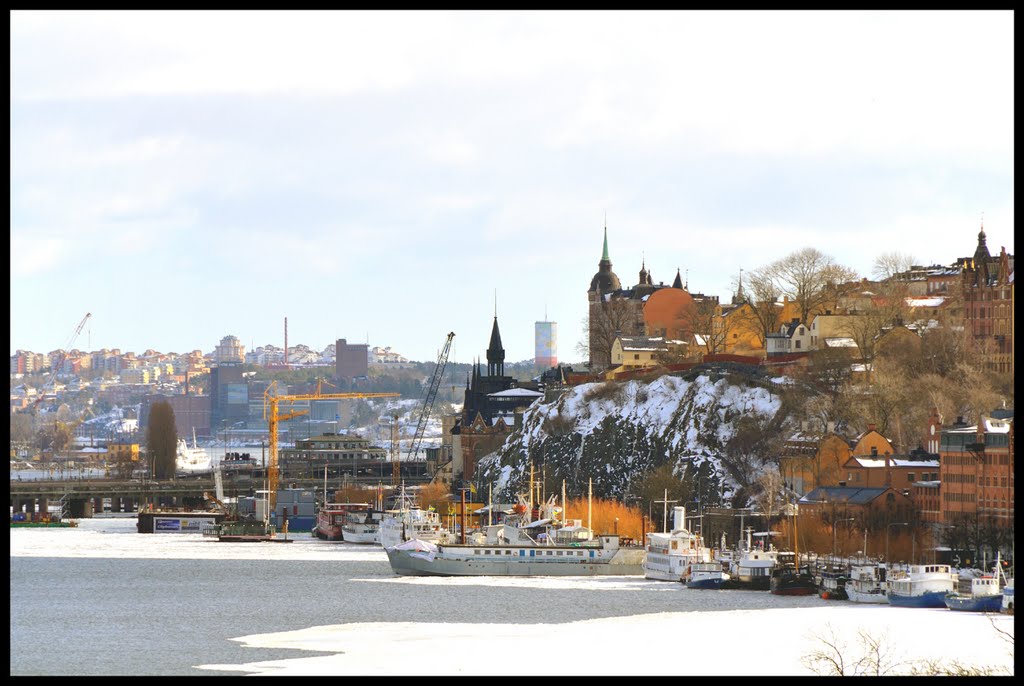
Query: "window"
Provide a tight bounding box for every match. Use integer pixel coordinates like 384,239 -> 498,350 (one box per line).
908,473 -> 915,482
634,354 -> 640,360
795,340 -> 801,349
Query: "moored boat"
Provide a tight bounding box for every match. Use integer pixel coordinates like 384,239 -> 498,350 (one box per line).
770,551 -> 818,596
817,564 -> 850,600
1001,577 -> 1014,614
385,527 -> 645,577
643,506 -> 710,582
176,430 -> 213,475
945,555 -> 1007,613
845,562 -> 888,604
684,561 -> 731,589
885,563 -> 957,608
341,507 -> 382,544
721,528 -> 778,590
378,485 -> 452,548
313,502 -> 371,541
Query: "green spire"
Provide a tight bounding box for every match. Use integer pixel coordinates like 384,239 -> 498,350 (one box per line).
602,221 -> 610,262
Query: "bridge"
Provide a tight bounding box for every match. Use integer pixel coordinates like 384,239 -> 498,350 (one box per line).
9,462 -> 435,519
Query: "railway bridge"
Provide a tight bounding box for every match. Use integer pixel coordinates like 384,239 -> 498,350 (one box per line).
9,463 -> 434,518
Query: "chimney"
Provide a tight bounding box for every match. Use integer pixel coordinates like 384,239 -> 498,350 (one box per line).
867,423 -> 876,432
885,452 -> 892,487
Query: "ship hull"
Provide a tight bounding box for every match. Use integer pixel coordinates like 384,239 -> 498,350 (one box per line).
887,590 -> 948,608
386,546 -> 646,577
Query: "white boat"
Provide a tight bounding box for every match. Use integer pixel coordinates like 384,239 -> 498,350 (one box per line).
885,563 -> 957,608
175,430 -> 213,474
385,522 -> 644,577
723,528 -> 778,590
644,506 -> 710,582
1001,577 -> 1014,614
378,486 -> 452,549
945,555 -> 1008,613
385,484 -> 645,577
845,562 -> 889,604
342,508 -> 382,544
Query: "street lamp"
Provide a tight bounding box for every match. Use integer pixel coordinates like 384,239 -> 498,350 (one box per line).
886,522 -> 909,564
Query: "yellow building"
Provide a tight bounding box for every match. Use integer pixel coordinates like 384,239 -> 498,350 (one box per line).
610,336 -> 668,371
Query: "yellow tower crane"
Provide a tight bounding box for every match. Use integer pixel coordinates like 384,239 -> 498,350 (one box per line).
262,382 -> 398,516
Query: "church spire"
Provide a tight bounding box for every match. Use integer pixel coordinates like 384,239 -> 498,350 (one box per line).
733,268 -> 746,304
487,316 -> 505,377
973,215 -> 991,265
602,219 -> 610,263
672,267 -> 683,289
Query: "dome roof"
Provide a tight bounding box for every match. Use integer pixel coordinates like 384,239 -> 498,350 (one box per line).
590,269 -> 621,293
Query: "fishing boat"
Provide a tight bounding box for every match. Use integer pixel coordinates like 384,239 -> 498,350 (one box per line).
341,507 -> 382,544
845,562 -> 889,604
643,505 -> 710,582
817,564 -> 850,600
769,551 -> 818,596
885,563 -> 957,608
944,555 -> 1006,613
1001,577 -> 1014,614
684,561 -> 731,589
378,485 -> 453,548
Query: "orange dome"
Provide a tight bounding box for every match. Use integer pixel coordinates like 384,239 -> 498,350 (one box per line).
643,288 -> 696,340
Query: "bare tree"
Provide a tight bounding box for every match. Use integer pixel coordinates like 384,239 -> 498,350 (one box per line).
681,298 -> 727,356
761,247 -> 859,325
583,297 -> 642,370
744,267 -> 784,347
872,251 -> 917,280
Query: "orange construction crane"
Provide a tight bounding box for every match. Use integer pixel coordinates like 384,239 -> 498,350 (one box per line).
262,381 -> 398,515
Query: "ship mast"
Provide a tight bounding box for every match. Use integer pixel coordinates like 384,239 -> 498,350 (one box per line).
588,478 -> 593,532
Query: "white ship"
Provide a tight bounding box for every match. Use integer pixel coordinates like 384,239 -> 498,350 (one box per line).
644,506 -> 711,582
377,486 -> 452,548
176,430 -> 213,475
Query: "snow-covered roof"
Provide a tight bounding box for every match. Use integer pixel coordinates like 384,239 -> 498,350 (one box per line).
946,416 -> 1013,435
849,457 -> 940,469
906,297 -> 946,308
488,388 -> 543,398
824,337 -> 857,347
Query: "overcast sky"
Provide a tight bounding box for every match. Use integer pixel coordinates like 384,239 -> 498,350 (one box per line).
10,10 -> 1014,365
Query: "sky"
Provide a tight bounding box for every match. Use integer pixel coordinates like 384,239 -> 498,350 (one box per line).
10,10 -> 1015,365
11,517 -> 1016,676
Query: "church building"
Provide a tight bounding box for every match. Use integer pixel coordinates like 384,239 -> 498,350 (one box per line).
450,315 -> 543,482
